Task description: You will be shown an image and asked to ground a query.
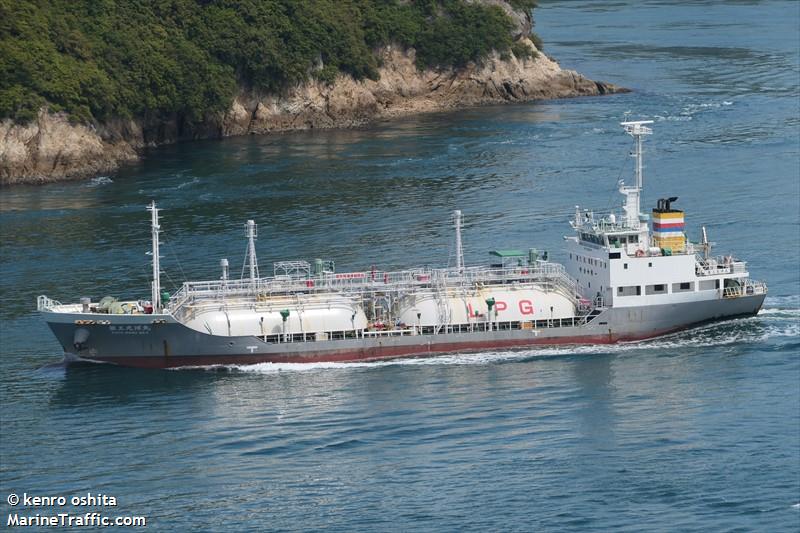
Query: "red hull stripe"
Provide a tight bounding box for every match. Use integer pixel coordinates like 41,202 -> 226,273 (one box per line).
89,329 -> 679,369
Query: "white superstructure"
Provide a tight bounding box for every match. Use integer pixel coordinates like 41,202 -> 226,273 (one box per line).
564,121 -> 764,310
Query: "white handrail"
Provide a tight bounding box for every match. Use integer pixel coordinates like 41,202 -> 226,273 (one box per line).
723,280 -> 767,298
37,295 -> 61,311
166,263 -> 581,313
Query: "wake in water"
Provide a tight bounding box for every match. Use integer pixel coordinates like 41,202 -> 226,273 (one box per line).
175,177 -> 200,189
191,304 -> 797,375
652,98 -> 736,123
137,173 -> 199,195
84,176 -> 113,187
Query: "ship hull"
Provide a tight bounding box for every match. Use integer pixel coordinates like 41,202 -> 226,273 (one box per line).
44,294 -> 765,369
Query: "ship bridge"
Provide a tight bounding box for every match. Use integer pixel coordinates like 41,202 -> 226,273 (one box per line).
563,121 -> 766,308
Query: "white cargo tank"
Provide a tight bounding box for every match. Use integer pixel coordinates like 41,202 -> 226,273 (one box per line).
397,285 -> 576,327
182,293 -> 367,336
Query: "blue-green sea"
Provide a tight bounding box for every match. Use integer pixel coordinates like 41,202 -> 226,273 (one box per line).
1,1 -> 798,530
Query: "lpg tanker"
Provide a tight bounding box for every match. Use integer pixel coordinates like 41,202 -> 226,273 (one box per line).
38,121 -> 767,368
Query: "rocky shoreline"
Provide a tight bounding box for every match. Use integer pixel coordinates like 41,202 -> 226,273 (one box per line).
0,38 -> 625,186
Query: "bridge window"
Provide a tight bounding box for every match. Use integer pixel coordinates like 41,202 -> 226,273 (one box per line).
672,282 -> 694,293
700,279 -> 720,290
645,284 -> 667,295
580,232 -> 604,246
617,285 -> 641,297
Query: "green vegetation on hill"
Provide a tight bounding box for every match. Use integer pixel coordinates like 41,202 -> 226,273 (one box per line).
0,0 -> 541,125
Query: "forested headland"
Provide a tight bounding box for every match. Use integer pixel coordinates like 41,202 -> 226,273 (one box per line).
2,0 -> 541,126
0,0 -> 622,185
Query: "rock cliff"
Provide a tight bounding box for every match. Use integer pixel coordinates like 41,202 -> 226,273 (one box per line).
0,38 -> 624,185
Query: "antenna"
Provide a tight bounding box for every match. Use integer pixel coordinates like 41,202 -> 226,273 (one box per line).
621,120 -> 653,191
453,210 -> 464,272
147,201 -> 162,312
618,120 -> 653,227
243,220 -> 259,287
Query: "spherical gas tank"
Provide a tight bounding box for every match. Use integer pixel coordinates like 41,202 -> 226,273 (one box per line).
398,286 -> 575,327
183,294 -> 367,336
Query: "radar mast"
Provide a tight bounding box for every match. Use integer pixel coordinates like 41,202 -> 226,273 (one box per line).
453,210 -> 464,272
619,120 -> 653,227
244,220 -> 259,288
147,201 -> 162,312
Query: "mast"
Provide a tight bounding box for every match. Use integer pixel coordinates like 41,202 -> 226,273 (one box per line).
701,226 -> 712,260
244,220 -> 259,287
147,201 -> 162,312
619,120 -> 653,227
220,258 -> 229,282
453,210 -> 464,272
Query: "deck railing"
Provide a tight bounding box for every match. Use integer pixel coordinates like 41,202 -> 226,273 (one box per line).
257,313 -> 602,345
695,256 -> 747,277
37,295 -> 61,311
166,263 -> 580,313
723,280 -> 767,299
